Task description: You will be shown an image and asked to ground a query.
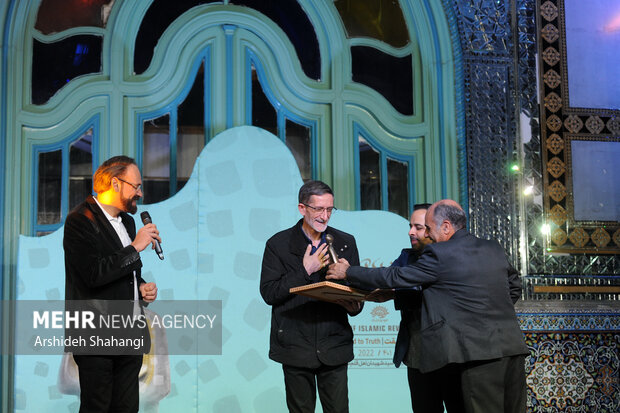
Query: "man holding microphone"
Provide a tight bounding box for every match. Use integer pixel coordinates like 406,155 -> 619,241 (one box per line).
64,155 -> 160,412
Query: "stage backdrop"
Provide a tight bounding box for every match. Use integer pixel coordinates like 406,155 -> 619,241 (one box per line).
14,126 -> 418,412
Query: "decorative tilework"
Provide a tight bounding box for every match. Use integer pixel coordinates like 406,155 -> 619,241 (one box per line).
547,157 -> 565,178
564,115 -> 583,133
546,114 -> 562,131
542,47 -> 560,66
524,333 -> 619,412
544,92 -> 562,113
591,228 -> 611,248
543,69 -> 561,89
585,116 -> 604,134
540,23 -> 560,43
546,134 -> 564,155
607,117 -> 620,135
536,0 -> 620,256
549,204 -> 567,226
540,1 -> 558,22
548,180 -> 566,202
551,228 -> 567,246
518,305 -> 620,412
452,0 -> 618,278
569,228 -> 589,248
450,0 -> 519,266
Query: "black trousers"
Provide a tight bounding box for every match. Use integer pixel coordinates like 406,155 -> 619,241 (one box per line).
73,354 -> 143,413
282,363 -> 349,413
408,365 -> 465,413
460,355 -> 527,413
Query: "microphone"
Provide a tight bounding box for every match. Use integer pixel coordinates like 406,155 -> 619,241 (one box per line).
325,234 -> 338,265
140,211 -> 164,260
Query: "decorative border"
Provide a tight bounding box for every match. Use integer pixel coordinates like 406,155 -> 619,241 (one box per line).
518,311 -> 620,331
537,0 -> 620,253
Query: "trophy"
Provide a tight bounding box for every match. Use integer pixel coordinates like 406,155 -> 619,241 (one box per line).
325,234 -> 339,265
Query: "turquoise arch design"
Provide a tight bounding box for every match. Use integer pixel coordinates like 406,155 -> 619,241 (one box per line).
3,1 -> 464,406
245,48 -> 319,179
15,126 -> 419,412
9,0 -> 460,219
2,0 -> 461,239
135,46 -> 213,196
353,122 -> 420,214
31,114 -> 100,235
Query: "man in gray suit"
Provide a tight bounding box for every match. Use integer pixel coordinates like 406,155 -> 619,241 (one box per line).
327,199 -> 528,413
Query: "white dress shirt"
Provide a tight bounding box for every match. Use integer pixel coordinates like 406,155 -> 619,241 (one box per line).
93,197 -> 139,302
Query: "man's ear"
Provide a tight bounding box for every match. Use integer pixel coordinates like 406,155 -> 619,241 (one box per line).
111,178 -> 120,192
442,221 -> 451,235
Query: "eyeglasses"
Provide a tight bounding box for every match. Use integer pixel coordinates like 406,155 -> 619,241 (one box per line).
303,204 -> 336,214
116,177 -> 142,192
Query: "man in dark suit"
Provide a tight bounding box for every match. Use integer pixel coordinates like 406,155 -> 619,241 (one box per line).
64,155 -> 160,412
368,203 -> 464,413
260,180 -> 362,413
327,199 -> 528,413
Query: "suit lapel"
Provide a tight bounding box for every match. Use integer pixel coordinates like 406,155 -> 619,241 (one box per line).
289,219 -> 310,257
120,212 -> 136,240
85,196 -> 124,250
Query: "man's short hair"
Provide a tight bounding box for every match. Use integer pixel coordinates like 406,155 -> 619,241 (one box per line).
432,203 -> 467,230
93,156 -> 137,194
413,203 -> 432,211
298,180 -> 334,204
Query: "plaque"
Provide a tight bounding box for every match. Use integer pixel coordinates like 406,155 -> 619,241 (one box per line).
290,281 -> 370,302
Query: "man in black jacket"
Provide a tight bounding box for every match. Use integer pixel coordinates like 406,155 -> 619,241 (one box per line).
64,156 -> 160,412
327,200 -> 528,413
260,180 -> 361,413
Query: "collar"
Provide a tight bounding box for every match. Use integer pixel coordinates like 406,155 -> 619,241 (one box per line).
450,228 -> 469,240
291,219 -> 330,256
301,227 -> 327,254
403,247 -> 423,258
301,227 -> 326,245
93,196 -> 122,225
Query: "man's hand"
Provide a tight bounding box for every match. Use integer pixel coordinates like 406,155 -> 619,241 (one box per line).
326,258 -> 350,280
140,282 -> 158,303
303,243 -> 329,275
131,223 -> 161,252
365,289 -> 395,303
336,299 -> 361,313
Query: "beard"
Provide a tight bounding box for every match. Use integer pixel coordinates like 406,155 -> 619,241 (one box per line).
303,215 -> 329,235
410,238 -> 431,254
310,219 -> 328,233
121,194 -> 140,214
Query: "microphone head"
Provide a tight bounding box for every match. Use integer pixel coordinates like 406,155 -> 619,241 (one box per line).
140,211 -> 152,225
325,234 -> 334,245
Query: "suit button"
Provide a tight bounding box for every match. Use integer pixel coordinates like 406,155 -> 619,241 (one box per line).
317,350 -> 320,354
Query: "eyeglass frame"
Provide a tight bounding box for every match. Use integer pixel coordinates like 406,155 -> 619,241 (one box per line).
116,177 -> 143,192
302,203 -> 337,214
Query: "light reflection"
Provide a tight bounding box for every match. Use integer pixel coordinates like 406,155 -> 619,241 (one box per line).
604,13 -> 620,33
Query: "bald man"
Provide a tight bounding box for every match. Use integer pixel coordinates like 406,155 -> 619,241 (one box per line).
327,200 -> 528,413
